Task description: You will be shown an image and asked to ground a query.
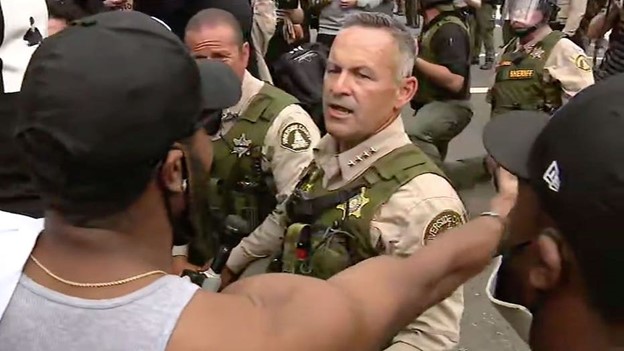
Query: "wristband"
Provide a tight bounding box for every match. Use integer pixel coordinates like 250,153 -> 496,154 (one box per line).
480,211 -> 509,257
172,244 -> 189,257
479,211 -> 505,224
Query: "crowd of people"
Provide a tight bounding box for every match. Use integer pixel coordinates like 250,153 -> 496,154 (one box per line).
0,0 -> 622,350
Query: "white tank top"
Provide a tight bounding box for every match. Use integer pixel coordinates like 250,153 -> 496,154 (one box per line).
0,274 -> 198,351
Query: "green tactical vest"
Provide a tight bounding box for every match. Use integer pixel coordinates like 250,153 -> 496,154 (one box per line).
272,144 -> 446,280
188,84 -> 299,266
489,31 -> 564,118
414,12 -> 469,105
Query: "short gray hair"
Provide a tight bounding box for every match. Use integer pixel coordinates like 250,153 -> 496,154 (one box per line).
342,12 -> 415,81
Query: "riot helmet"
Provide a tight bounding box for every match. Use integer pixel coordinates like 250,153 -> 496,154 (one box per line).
505,0 -> 559,35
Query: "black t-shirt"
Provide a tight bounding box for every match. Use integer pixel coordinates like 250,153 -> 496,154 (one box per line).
427,16 -> 471,99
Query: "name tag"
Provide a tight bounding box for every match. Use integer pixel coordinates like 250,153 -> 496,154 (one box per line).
508,69 -> 534,79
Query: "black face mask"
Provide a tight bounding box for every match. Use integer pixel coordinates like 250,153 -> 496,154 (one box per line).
158,150 -> 218,258
513,25 -> 539,38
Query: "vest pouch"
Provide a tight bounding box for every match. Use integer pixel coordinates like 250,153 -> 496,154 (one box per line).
232,179 -> 262,231
281,223 -> 312,275
308,226 -> 352,280
281,223 -> 352,279
208,178 -> 225,215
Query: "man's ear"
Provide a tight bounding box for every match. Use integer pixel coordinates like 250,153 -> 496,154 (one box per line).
241,42 -> 250,64
529,228 -> 563,291
396,76 -> 418,110
160,148 -> 185,193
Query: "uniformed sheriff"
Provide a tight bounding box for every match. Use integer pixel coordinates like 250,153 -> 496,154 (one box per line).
224,12 -> 466,351
404,0 -> 488,190
551,0 -> 589,49
178,8 -> 321,266
488,0 -> 594,117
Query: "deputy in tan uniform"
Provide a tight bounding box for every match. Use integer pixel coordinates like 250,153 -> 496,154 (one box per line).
222,12 -> 465,351
176,8 -> 321,269
488,0 -> 594,117
552,0 -> 588,48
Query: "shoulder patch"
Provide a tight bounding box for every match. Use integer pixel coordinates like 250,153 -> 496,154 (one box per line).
424,210 -> 464,244
573,54 -> 592,72
281,122 -> 312,152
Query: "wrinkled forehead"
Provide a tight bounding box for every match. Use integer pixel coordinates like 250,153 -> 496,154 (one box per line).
185,24 -> 241,48
330,27 -> 401,72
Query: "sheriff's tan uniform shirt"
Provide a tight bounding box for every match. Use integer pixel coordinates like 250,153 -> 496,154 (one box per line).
251,0 -> 277,83
216,70 -> 321,247
556,0 -> 588,35
505,26 -> 594,104
227,117 -> 465,351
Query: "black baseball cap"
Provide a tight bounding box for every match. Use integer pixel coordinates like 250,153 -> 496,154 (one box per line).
198,58 -> 241,112
483,73 -> 624,232
15,10 -> 240,212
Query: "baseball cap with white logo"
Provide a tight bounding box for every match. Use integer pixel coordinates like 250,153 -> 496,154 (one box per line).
482,73 -> 624,342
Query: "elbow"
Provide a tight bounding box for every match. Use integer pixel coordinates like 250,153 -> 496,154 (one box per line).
587,25 -> 604,40
289,9 -> 305,24
447,75 -> 465,93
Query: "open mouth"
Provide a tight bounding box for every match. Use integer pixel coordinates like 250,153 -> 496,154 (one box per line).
328,103 -> 353,114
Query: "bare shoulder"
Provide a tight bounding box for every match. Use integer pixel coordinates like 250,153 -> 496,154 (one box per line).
166,289 -> 267,351
167,274 -> 365,351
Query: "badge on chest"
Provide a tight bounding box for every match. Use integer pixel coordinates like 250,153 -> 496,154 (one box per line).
336,187 -> 370,219
231,133 -> 253,158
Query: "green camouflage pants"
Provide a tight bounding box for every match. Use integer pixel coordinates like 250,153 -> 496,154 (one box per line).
467,12 -> 478,60
403,101 -> 488,190
405,0 -> 419,27
474,3 -> 496,61
502,20 -> 514,45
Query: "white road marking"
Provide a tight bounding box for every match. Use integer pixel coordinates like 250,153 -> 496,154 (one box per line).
470,87 -> 490,94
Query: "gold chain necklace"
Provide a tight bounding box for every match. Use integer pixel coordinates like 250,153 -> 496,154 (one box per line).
29,255 -> 168,288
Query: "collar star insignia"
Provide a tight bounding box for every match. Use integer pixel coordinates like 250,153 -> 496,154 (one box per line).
336,187 -> 370,219
222,111 -> 239,121
231,133 -> 252,158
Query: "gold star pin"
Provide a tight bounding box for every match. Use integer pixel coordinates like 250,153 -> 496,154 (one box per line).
301,182 -> 314,192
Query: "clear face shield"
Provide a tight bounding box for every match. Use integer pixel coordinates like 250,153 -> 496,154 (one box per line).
506,0 -> 546,30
